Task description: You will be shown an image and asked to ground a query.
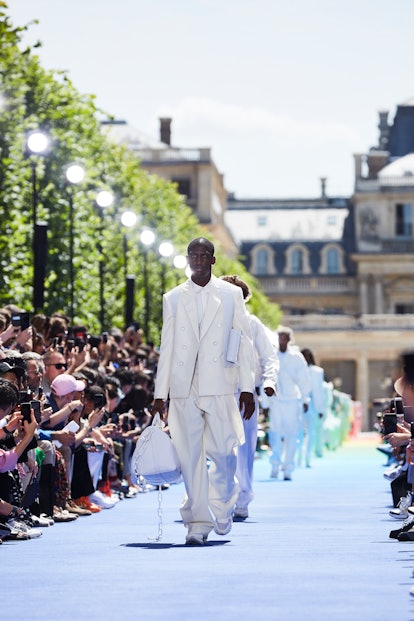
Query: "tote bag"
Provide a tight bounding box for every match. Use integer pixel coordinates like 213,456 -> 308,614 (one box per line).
131,413 -> 181,486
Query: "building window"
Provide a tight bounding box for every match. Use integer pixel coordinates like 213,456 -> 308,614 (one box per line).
257,215 -> 267,226
319,243 -> 345,275
250,244 -> 276,276
291,248 -> 304,274
395,304 -> 414,314
285,244 -> 310,275
395,203 -> 412,236
256,249 -> 269,275
172,177 -> 191,199
326,248 -> 340,274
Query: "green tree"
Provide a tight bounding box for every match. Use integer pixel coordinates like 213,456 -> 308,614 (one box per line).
0,3 -> 281,343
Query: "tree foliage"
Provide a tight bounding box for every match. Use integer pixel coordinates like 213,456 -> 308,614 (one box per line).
0,3 -> 281,343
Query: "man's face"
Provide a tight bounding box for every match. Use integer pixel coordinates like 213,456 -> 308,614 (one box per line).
278,333 -> 290,352
0,372 -> 20,389
26,359 -> 42,391
44,352 -> 67,383
187,244 -> 215,284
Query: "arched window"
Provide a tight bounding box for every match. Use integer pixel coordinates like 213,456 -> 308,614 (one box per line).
319,243 -> 345,275
326,247 -> 340,274
256,249 -> 269,275
250,244 -> 276,276
291,248 -> 304,275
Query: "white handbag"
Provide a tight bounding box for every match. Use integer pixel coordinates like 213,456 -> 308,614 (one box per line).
131,413 -> 182,486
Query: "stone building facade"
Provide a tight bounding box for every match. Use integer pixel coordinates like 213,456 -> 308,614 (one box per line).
225,99 -> 414,430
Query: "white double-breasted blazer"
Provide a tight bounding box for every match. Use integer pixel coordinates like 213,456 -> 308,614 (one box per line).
154,275 -> 255,400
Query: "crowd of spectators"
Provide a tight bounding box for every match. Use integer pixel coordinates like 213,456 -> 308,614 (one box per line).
375,350 -> 414,595
0,304 -> 158,542
0,302 -> 358,544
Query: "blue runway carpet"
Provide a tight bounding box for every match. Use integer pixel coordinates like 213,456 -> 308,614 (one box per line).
3,434 -> 414,621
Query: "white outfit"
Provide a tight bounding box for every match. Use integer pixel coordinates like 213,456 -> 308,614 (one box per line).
235,314 -> 278,511
298,364 -> 325,467
268,347 -> 310,477
154,275 -> 255,538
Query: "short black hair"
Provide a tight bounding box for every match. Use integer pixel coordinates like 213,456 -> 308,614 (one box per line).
187,237 -> 214,256
0,378 -> 19,409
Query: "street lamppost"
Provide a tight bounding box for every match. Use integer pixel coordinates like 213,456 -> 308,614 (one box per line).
173,254 -> 188,284
140,228 -> 155,340
95,189 -> 114,332
26,130 -> 50,312
159,240 -> 174,292
65,163 -> 85,324
120,210 -> 142,328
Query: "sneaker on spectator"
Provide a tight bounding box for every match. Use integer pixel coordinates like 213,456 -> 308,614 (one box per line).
74,496 -> 102,513
389,492 -> 412,519
40,513 -> 55,526
30,514 -> 53,527
7,518 -> 43,539
89,491 -> 115,509
389,516 -> 414,539
65,500 -> 92,516
53,506 -> 78,522
383,464 -> 403,481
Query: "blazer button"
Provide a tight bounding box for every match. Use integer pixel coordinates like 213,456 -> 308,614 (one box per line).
179,361 -> 184,366
213,357 -> 218,362
180,326 -> 185,331
213,341 -> 218,346
217,323 -> 221,327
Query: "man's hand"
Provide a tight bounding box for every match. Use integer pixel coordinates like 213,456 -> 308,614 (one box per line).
239,392 -> 255,420
264,387 -> 275,397
384,432 -> 410,447
53,430 -> 75,446
152,398 -> 166,420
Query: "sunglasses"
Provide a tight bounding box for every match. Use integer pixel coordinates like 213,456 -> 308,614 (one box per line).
45,363 -> 68,370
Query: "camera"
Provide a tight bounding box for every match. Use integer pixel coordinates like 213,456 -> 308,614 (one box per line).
19,390 -> 30,404
93,393 -> 106,409
12,312 -> 31,331
110,413 -> 119,425
102,332 -> 109,344
20,402 -> 32,423
383,413 -> 398,435
30,400 -> 42,424
88,335 -> 101,349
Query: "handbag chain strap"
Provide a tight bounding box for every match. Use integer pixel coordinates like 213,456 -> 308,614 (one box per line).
148,485 -> 163,542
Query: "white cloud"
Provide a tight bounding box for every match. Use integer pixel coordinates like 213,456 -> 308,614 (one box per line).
156,97 -> 362,145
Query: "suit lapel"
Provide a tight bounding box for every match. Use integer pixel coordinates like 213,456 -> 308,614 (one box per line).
200,281 -> 220,339
182,283 -> 199,339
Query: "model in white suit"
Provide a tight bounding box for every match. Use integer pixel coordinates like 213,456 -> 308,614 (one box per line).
299,349 -> 326,467
152,238 -> 255,546
220,275 -> 278,519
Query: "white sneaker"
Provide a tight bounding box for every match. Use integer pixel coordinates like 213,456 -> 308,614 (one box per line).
89,491 -> 115,509
389,492 -> 412,519
270,467 -> 279,479
214,518 -> 232,535
7,518 -> 43,539
30,514 -> 53,527
234,507 -> 248,519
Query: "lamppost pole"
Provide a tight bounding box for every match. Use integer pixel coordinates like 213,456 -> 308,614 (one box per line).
140,228 -> 155,341
120,210 -> 141,330
65,164 -> 85,324
95,190 -> 114,332
26,130 -> 49,312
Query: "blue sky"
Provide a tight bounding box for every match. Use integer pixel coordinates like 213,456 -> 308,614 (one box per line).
6,0 -> 414,198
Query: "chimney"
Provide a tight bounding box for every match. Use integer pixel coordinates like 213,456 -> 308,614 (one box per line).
320,177 -> 327,198
159,117 -> 172,145
378,110 -> 390,150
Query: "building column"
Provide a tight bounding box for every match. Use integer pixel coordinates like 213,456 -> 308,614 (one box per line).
374,278 -> 384,314
358,278 -> 368,314
355,354 -> 370,431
